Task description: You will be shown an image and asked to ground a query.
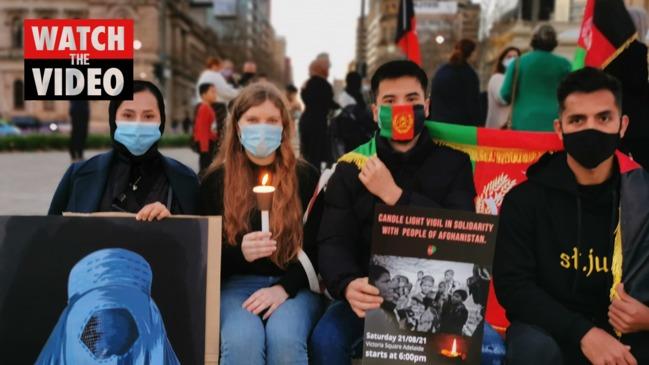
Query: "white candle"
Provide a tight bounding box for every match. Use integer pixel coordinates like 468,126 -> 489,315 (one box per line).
261,210 -> 270,232
252,186 -> 276,194
253,175 -> 275,233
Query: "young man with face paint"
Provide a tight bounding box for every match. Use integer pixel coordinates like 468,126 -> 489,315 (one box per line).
494,67 -> 649,365
310,60 -> 476,365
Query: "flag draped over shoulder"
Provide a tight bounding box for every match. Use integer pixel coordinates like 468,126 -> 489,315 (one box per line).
339,121 -> 563,331
573,0 -> 637,69
396,0 -> 422,65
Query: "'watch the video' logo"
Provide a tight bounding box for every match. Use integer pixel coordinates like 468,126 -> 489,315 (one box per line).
23,19 -> 134,100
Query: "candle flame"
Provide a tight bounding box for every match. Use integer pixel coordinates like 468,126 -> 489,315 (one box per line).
262,173 -> 269,186
451,338 -> 457,354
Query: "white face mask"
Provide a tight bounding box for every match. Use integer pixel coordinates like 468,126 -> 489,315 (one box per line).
502,57 -> 517,68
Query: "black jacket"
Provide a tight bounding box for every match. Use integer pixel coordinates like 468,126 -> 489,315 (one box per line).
428,63 -> 481,126
48,150 -> 199,215
606,41 -> 649,144
318,132 -> 476,299
299,76 -> 338,167
494,151 -> 649,363
198,161 -> 320,297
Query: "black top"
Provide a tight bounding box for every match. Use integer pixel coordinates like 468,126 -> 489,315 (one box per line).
99,145 -> 172,213
318,132 -> 476,299
48,150 -> 199,215
198,161 -> 320,297
299,76 -> 339,167
428,62 -> 481,126
493,152 -> 622,364
606,41 -> 649,143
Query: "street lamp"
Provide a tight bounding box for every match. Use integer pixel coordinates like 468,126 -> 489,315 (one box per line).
435,35 -> 445,44
133,39 -> 142,50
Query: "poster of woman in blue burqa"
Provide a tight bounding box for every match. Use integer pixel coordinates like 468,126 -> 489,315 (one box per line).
0,216 -> 220,364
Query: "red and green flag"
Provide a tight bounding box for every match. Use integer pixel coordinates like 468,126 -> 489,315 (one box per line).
573,0 -> 637,70
396,0 -> 422,65
378,104 -> 425,141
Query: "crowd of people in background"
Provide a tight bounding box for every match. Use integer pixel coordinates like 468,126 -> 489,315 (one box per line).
183,8 -> 648,176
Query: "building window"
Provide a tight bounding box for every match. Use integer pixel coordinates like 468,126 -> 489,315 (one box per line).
13,80 -> 24,110
12,17 -> 23,49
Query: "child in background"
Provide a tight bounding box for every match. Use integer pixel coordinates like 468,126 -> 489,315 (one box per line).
194,83 -> 218,173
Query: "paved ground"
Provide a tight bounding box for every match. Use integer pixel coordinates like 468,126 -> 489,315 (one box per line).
0,148 -> 199,215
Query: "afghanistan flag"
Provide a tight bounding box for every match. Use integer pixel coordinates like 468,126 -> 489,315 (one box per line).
396,0 -> 422,65
573,0 -> 637,69
378,104 -> 425,141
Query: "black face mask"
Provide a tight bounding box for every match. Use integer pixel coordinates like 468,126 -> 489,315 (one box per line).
562,128 -> 620,169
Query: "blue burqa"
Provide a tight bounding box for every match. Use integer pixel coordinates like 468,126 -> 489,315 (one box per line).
36,248 -> 180,364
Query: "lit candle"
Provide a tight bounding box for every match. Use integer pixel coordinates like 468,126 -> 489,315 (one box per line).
440,338 -> 461,358
253,173 -> 275,232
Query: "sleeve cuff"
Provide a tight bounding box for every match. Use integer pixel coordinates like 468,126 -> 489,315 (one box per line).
277,263 -> 308,298
396,189 -> 411,206
567,316 -> 594,347
334,276 -> 357,301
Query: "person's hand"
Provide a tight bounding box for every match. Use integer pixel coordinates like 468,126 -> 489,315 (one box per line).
344,277 -> 383,318
242,285 -> 288,320
580,327 -> 637,365
135,202 -> 171,221
609,283 -> 649,334
241,232 -> 276,262
358,156 -> 402,205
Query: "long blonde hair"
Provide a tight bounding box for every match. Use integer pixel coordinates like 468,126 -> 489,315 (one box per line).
205,82 -> 302,268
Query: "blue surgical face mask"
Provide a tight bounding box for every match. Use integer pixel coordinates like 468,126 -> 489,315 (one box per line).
114,121 -> 161,156
238,123 -> 283,158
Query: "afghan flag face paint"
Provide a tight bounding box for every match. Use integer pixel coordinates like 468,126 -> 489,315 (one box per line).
378,104 -> 426,142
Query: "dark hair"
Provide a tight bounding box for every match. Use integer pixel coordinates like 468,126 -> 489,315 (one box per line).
450,39 -> 476,65
345,71 -> 365,107
369,264 -> 390,280
286,84 -> 298,93
557,67 -> 623,115
199,83 -> 214,96
108,80 -> 165,137
421,275 -> 435,285
494,46 -> 521,74
531,24 -> 558,51
370,60 -> 428,101
346,71 -> 362,90
454,289 -> 468,301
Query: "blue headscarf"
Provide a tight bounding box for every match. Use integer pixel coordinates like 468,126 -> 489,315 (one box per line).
36,248 -> 180,365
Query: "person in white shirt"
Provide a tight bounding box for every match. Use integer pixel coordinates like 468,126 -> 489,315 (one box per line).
485,47 -> 520,129
195,57 -> 240,104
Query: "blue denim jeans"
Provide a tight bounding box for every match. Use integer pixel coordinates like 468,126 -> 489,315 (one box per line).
219,275 -> 323,365
506,322 -> 563,365
310,300 -> 507,365
309,300 -> 365,365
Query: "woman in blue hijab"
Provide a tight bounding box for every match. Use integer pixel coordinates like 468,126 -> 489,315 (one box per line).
48,80 -> 198,219
36,248 -> 179,365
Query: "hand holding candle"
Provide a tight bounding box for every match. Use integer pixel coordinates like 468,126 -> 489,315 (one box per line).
253,173 -> 275,232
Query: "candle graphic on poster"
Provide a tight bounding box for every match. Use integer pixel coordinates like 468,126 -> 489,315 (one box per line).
441,338 -> 463,359
253,173 -> 275,232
